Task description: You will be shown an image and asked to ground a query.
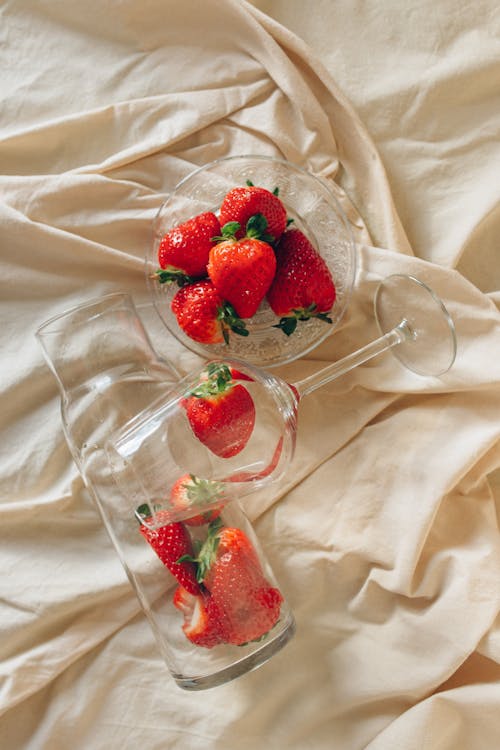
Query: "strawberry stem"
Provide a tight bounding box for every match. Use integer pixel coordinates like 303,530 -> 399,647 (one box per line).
214,215 -> 275,244
189,362 -> 234,398
216,302 -> 249,343
273,305 -> 333,336
178,516 -> 224,583
245,213 -> 275,243
212,222 -> 241,242
183,474 -> 225,505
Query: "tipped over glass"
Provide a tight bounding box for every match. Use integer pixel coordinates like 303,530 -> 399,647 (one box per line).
36,292 -> 296,690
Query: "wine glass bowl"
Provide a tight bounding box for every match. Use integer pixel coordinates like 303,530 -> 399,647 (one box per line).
105,357 -> 299,525
114,273 -> 457,514
146,154 -> 357,368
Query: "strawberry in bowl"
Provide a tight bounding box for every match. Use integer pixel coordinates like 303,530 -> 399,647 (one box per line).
219,182 -> 288,243
207,214 -> 277,319
267,228 -> 336,336
170,279 -> 248,345
147,155 -> 356,367
154,211 -> 221,286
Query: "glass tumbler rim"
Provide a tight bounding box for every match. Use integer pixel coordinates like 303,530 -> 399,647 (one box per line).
35,291 -> 137,339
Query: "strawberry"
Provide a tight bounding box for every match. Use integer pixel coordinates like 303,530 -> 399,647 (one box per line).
267,228 -> 336,335
171,279 -> 248,345
172,586 -> 224,648
192,520 -> 283,646
219,182 -> 287,242
137,509 -> 200,595
154,211 -> 220,285
183,362 -> 255,458
207,215 -> 277,318
170,473 -> 224,526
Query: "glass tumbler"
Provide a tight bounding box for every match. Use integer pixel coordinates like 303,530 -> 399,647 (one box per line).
36,292 -> 295,689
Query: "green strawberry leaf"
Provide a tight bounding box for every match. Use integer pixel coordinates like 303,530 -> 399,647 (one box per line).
186,517 -> 224,583
184,475 -> 225,506
273,316 -> 298,336
245,213 -> 275,243
212,222 -> 241,243
154,268 -> 197,287
273,304 -> 333,336
135,502 -> 162,523
217,302 -> 249,342
189,362 -> 235,398
316,312 -> 333,325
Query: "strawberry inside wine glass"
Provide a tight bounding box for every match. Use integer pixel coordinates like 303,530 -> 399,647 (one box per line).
106,273 -> 456,525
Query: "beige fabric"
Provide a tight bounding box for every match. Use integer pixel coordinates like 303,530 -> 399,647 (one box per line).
1,1 -> 499,748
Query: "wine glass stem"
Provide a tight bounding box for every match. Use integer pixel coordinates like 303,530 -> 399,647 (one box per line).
293,319 -> 414,399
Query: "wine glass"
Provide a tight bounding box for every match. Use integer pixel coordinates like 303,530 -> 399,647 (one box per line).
105,274 -> 457,525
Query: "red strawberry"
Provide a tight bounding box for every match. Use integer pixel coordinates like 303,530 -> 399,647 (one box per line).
137,511 -> 200,595
183,362 -> 255,458
207,216 -> 277,318
170,473 -> 224,526
171,279 -> 248,345
172,586 -> 224,649
267,228 -> 336,335
194,520 -> 283,646
219,183 -> 287,242
154,211 -> 220,285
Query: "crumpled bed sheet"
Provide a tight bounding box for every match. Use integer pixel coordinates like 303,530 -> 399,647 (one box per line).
1,1 -> 499,748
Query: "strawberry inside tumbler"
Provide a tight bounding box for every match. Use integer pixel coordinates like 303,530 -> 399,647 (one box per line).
176,518 -> 283,648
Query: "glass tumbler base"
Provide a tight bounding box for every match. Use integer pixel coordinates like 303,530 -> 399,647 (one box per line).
172,613 -> 296,691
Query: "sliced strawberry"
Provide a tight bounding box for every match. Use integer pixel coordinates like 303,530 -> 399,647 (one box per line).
192,520 -> 283,646
172,584 -> 194,614
172,586 -> 224,648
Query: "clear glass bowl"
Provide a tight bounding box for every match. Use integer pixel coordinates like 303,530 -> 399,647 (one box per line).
146,155 -> 357,368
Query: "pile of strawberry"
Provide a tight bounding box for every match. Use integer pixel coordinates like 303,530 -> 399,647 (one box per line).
137,476 -> 283,649
154,181 -> 336,343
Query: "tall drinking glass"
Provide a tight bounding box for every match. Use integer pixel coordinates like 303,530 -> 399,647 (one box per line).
36,292 -> 295,689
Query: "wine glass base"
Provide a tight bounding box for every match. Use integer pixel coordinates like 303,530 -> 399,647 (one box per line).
375,274 -> 457,376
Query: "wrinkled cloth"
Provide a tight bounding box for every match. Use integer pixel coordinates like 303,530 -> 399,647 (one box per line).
1,1 -> 499,748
